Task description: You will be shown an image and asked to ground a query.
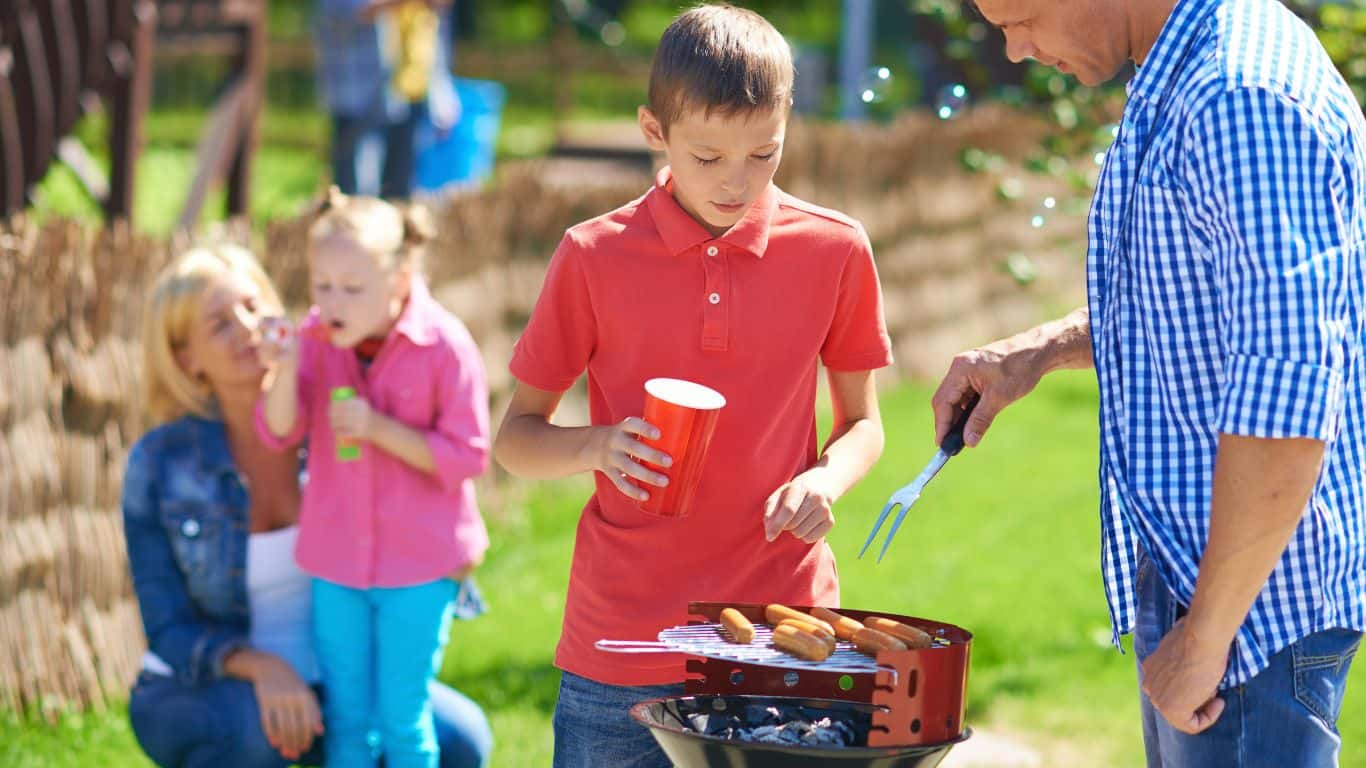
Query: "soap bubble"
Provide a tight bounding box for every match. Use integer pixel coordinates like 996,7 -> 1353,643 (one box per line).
859,66 -> 893,104
934,83 -> 969,120
1030,196 -> 1058,229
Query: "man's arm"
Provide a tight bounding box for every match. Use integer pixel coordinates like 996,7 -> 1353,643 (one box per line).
1145,82 -> 1352,735
1141,434 -> 1324,733
931,306 -> 1092,447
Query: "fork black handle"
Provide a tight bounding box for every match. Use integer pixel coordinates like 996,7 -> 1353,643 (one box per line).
939,392 -> 980,457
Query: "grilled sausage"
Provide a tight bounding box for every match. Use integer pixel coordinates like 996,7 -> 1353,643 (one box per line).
720,608 -> 756,644
764,604 -> 836,636
772,623 -> 833,661
865,617 -> 934,650
852,626 -> 908,655
776,619 -> 837,653
809,607 -> 865,641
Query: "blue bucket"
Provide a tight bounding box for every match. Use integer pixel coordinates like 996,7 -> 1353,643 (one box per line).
415,78 -> 506,192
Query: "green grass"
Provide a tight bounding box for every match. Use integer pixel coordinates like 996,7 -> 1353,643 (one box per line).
5,373 -> 1365,765
25,102 -> 627,235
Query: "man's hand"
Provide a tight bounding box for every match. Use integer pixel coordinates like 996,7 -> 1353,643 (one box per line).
931,307 -> 1092,448
764,468 -> 839,543
932,344 -> 1042,448
1141,618 -> 1229,734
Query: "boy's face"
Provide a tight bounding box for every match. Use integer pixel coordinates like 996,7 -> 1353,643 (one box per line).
640,104 -> 787,237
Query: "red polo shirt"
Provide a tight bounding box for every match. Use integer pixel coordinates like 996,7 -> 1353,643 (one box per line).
510,167 -> 893,685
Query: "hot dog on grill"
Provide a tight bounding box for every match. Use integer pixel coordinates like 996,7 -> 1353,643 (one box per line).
764,604 -> 836,636
772,623 -> 833,661
719,608 -> 755,644
852,626 -> 908,655
809,607 -> 865,641
776,618 -> 837,653
865,616 -> 934,650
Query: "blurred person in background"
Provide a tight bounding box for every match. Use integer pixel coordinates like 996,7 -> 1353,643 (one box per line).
314,0 -> 460,199
122,244 -> 491,768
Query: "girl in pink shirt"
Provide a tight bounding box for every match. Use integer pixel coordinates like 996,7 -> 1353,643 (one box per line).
258,188 -> 490,768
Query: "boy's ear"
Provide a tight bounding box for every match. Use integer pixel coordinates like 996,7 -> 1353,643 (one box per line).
638,106 -> 668,152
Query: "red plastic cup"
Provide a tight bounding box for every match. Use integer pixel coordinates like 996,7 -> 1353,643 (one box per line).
633,378 -> 726,518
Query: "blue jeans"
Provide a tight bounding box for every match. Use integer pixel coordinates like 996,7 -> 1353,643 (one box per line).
128,674 -> 491,768
330,103 -> 423,200
313,578 -> 457,768
1134,553 -> 1361,767
552,671 -> 685,768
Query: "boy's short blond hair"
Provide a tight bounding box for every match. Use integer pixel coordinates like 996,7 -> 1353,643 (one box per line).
309,186 -> 436,274
142,243 -> 283,423
647,4 -> 794,131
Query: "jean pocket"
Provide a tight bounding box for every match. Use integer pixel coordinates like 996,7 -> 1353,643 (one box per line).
1292,629 -> 1362,727
1133,557 -> 1163,662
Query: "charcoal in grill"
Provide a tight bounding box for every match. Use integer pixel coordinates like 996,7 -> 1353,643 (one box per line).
676,701 -> 870,747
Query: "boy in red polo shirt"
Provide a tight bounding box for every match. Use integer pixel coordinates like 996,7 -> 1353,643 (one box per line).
494,5 -> 891,766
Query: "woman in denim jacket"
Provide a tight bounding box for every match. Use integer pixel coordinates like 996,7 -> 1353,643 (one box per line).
123,244 -> 492,767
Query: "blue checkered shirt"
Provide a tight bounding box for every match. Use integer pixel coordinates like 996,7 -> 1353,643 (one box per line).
1088,0 -> 1366,687
312,0 -> 458,125
313,0 -> 389,117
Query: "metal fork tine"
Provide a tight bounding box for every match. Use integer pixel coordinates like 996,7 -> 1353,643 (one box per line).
875,502 -> 914,563
858,500 -> 898,559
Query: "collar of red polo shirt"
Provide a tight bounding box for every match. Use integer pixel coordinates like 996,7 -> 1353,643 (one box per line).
645,166 -> 778,259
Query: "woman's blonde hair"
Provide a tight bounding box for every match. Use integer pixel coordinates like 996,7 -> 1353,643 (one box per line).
309,186 -> 436,273
142,243 -> 283,423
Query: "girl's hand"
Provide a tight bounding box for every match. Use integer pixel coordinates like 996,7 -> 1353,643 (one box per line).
247,652 -> 323,761
330,395 -> 377,441
587,417 -> 672,502
257,317 -> 299,370
764,469 -> 838,543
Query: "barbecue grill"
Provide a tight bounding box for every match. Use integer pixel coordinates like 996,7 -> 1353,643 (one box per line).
599,602 -> 972,767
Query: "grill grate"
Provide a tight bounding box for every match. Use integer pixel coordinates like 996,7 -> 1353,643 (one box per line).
598,621 -> 951,676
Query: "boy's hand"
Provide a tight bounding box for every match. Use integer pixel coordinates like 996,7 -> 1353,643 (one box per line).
589,417 -> 672,503
764,469 -> 838,543
257,317 -> 299,370
330,395 -> 377,441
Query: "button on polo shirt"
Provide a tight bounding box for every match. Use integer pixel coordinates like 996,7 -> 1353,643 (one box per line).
509,165 -> 893,686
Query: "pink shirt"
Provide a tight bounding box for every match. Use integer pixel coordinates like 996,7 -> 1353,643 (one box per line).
256,277 -> 490,589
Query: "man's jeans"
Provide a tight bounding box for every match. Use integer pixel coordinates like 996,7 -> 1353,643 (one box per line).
331,102 -> 424,200
552,671 -> 685,768
1134,554 -> 1361,767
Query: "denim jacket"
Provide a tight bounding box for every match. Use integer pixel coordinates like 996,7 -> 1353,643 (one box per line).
122,416 -> 487,687
122,416 -> 259,686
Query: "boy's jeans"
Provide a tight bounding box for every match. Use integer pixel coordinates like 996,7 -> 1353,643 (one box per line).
314,577 -> 456,768
552,671 -> 685,768
1134,553 -> 1361,767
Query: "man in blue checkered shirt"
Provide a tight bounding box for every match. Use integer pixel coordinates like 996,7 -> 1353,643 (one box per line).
935,0 -> 1365,764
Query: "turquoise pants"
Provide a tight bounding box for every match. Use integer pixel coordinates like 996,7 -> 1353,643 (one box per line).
313,577 -> 456,768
